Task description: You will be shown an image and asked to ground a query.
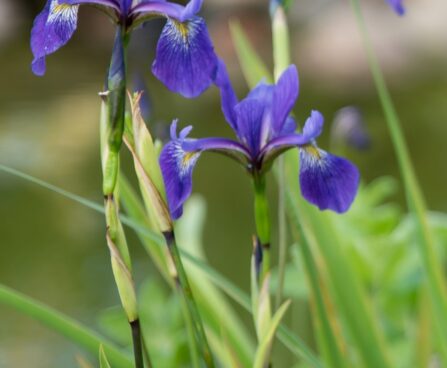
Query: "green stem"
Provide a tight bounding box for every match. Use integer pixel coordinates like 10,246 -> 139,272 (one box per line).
253,175 -> 271,282
0,283 -> 132,368
181,291 -> 202,368
350,0 -> 447,359
164,231 -> 215,368
102,28 -> 147,368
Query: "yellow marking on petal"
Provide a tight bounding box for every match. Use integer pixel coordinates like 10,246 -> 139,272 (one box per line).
53,4 -> 72,13
175,21 -> 189,37
182,152 -> 197,166
48,1 -> 78,24
303,144 -> 322,159
172,20 -> 190,43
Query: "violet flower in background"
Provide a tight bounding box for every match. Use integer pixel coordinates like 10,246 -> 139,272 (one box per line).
331,106 -> 371,151
30,0 -> 217,98
160,61 -> 360,219
386,0 -> 405,15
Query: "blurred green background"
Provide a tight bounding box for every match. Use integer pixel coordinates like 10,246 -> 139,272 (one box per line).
0,0 -> 446,366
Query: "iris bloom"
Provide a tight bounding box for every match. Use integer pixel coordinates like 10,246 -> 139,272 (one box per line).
30,0 -> 217,98
160,62 -> 360,219
386,0 -> 405,15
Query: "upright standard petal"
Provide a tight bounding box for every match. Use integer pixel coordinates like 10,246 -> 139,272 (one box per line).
302,110 -> 324,141
386,0 -> 405,15
241,82 -> 276,150
30,0 -> 79,75
234,98 -> 266,156
272,65 -> 299,135
299,147 -> 360,213
152,17 -> 218,98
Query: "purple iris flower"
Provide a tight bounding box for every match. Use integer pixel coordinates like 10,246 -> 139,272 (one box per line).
30,0 -> 217,98
160,61 -> 360,219
386,0 -> 405,15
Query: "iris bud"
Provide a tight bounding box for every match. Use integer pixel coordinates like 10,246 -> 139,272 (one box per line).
107,29 -> 127,153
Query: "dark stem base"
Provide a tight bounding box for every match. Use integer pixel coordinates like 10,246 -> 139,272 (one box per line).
130,319 -> 147,368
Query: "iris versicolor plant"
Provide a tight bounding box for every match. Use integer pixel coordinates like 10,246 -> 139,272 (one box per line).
160,62 -> 360,219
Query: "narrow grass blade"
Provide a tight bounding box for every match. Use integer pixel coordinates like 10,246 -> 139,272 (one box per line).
99,345 -> 113,368
286,206 -> 347,367
229,20 -> 272,86
254,300 -> 291,368
0,284 -> 132,368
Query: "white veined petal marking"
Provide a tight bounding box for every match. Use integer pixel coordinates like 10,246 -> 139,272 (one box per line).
47,1 -> 79,28
172,141 -> 200,178
300,145 -> 328,169
167,18 -> 201,48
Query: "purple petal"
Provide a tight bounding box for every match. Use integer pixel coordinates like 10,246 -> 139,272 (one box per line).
386,0 -> 405,15
152,16 -> 218,98
61,0 -> 120,12
132,0 -> 202,22
121,0 -> 132,14
281,116 -> 297,135
302,110 -> 324,141
299,148 -> 360,213
160,122 -> 246,219
183,137 -> 250,157
30,0 -> 79,76
259,132 -> 309,166
258,110 -> 323,167
234,98 -> 266,156
272,65 -> 299,134
246,82 -> 274,103
160,135 -> 201,219
243,83 -> 275,148
214,59 -> 239,131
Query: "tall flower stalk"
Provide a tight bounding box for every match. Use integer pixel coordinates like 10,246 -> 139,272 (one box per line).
159,57 -> 360,366
123,93 -> 215,367
99,31 -> 147,365
30,0 -> 219,366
